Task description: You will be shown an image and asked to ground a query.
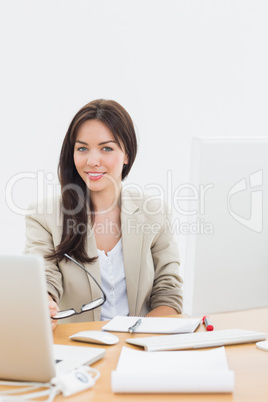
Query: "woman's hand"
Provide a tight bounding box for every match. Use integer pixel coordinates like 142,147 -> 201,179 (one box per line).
48,294 -> 59,330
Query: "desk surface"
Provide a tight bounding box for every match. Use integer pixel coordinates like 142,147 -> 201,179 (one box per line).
51,307 -> 268,402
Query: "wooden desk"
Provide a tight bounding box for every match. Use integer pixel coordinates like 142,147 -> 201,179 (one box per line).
52,307 -> 268,402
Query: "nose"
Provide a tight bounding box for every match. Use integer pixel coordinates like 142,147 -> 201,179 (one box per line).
86,149 -> 100,167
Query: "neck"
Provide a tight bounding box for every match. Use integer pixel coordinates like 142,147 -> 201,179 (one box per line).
90,185 -> 122,213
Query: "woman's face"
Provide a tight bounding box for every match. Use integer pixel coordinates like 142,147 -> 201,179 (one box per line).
73,119 -> 128,196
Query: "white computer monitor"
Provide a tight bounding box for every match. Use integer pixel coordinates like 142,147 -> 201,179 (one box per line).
183,138 -> 268,316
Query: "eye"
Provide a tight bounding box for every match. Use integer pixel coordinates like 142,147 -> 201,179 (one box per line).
102,146 -> 113,152
77,147 -> 88,152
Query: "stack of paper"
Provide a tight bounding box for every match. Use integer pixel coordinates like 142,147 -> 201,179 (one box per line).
111,346 -> 234,393
102,315 -> 201,334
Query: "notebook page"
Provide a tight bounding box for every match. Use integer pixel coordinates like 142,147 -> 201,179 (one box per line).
102,316 -> 201,334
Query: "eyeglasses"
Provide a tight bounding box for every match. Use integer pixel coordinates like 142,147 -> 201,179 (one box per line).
52,253 -> 106,320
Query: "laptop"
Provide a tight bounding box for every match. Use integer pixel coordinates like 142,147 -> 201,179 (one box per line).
0,254 -> 105,382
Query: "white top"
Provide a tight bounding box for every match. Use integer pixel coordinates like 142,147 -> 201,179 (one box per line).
98,238 -> 129,321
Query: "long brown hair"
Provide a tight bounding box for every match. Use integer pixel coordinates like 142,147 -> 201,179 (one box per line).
47,99 -> 137,263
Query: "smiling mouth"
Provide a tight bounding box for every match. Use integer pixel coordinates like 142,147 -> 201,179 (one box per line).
86,172 -> 106,180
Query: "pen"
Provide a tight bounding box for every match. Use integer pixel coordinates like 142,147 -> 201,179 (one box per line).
202,315 -> 214,331
128,319 -> 142,333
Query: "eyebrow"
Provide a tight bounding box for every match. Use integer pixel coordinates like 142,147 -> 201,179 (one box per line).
99,140 -> 117,146
75,140 -> 117,146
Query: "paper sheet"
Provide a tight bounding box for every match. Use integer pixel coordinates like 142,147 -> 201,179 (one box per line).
111,346 -> 234,393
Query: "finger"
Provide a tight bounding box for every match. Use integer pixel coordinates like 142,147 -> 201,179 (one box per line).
48,300 -> 58,309
51,319 -> 57,330
48,300 -> 59,315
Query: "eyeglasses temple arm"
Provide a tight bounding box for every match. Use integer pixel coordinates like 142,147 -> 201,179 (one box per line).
64,253 -> 107,302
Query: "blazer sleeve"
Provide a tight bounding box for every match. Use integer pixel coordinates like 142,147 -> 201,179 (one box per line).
150,207 -> 183,313
24,203 -> 63,304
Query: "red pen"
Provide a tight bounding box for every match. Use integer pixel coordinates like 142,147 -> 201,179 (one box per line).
202,315 -> 214,331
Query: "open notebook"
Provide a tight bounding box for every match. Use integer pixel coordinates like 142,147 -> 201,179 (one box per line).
0,254 -> 105,382
102,315 -> 201,334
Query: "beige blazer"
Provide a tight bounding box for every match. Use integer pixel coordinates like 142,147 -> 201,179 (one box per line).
25,189 -> 183,323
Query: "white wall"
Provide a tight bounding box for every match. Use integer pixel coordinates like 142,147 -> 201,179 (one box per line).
1,0 -> 268,279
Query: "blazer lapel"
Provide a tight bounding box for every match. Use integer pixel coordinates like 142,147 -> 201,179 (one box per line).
121,190 -> 144,316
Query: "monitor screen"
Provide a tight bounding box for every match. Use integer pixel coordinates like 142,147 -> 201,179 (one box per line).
183,138 -> 268,315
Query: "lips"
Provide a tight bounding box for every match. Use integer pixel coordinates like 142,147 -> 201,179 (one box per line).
86,172 -> 106,181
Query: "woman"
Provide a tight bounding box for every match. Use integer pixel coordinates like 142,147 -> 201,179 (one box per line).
25,99 -> 183,329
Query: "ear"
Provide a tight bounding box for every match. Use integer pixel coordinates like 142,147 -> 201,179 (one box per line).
124,154 -> 129,165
